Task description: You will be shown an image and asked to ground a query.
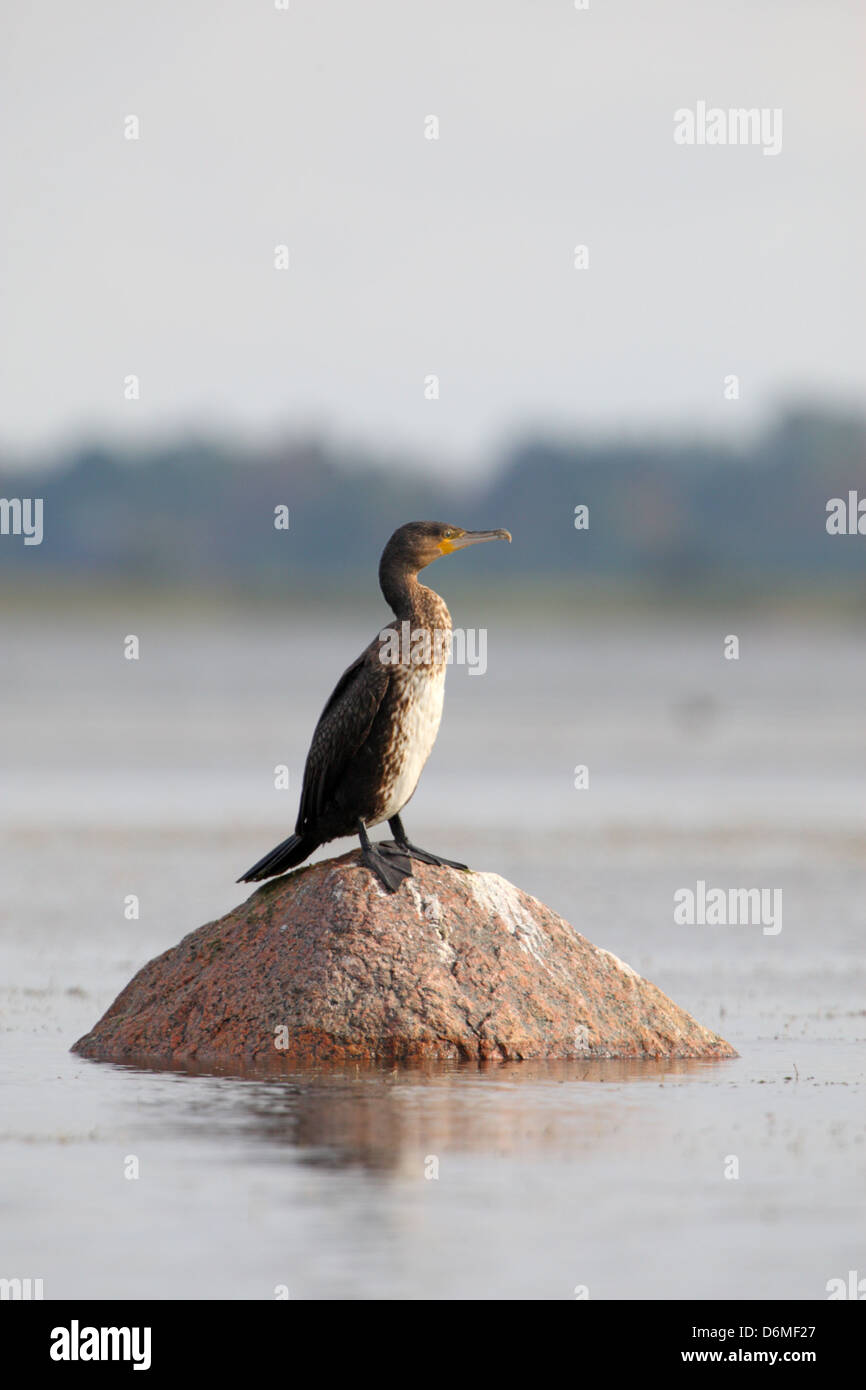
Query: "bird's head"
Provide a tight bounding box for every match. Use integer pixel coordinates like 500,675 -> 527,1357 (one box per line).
381,521 -> 512,574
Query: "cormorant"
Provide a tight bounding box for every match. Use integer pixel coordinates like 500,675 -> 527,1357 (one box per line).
238,520 -> 511,893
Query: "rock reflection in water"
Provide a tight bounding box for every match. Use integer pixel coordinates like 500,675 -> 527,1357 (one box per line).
107,1055 -> 730,1173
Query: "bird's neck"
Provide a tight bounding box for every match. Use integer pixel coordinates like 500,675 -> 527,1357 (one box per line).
380,568 -> 450,629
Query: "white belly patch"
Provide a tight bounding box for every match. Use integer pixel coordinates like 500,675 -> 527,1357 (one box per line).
370,664 -> 446,826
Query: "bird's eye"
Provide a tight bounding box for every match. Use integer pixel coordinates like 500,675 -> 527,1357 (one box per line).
443,529 -> 453,538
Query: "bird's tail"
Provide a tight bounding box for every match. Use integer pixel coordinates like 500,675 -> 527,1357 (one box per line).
237,832 -> 319,883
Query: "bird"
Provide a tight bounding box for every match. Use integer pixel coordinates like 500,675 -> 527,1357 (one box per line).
238,520 -> 511,893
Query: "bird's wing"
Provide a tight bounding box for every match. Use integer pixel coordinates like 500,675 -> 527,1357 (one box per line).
296,640 -> 392,833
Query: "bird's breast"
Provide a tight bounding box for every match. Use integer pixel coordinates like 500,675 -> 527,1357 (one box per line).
370,661 -> 447,825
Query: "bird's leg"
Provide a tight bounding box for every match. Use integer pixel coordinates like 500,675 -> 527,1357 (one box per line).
357,819 -> 411,893
383,814 -> 469,872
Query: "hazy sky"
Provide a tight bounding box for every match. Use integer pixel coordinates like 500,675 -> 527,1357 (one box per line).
2,0 -> 864,468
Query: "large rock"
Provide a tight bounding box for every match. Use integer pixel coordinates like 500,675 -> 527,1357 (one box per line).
72,852 -> 736,1065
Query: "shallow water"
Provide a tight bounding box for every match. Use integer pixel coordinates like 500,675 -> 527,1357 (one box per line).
1,609 -> 864,1298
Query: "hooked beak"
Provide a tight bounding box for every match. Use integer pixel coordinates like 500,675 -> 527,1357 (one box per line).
446,528 -> 512,551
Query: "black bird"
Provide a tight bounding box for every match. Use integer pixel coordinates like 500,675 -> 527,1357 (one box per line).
238,521 -> 511,893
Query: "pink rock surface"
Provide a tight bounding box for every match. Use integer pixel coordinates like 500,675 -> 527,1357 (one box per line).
72,852 -> 737,1065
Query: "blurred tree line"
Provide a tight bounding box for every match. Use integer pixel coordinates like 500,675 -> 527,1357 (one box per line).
1,408 -> 864,603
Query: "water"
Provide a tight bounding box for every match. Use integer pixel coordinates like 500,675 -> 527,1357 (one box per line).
1,604 -> 864,1298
